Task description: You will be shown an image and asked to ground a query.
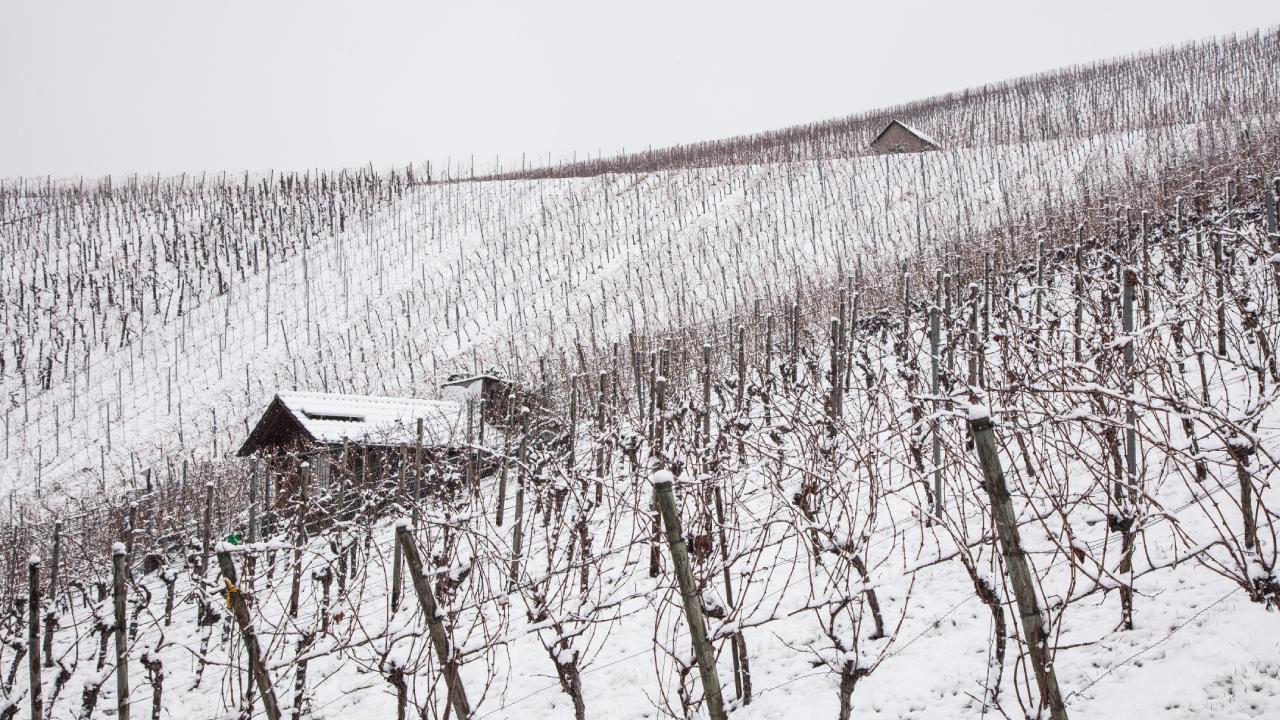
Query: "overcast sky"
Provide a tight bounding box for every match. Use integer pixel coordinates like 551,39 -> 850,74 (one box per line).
1,1 -> 1276,178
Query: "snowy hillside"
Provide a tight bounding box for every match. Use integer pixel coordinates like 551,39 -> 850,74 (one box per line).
1,26 -> 1279,720
4,167 -> 1279,719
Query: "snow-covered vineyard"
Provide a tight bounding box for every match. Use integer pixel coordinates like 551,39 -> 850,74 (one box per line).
0,27 -> 1278,720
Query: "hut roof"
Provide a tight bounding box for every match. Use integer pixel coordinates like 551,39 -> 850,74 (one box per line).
237,392 -> 471,456
870,119 -> 940,149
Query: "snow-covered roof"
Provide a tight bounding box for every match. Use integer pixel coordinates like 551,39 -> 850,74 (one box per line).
896,121 -> 939,147
870,119 -> 941,149
440,374 -> 507,402
238,392 -> 476,455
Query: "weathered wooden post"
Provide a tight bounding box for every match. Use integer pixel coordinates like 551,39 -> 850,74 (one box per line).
651,470 -> 728,720
1073,241 -> 1084,364
928,303 -> 942,517
396,524 -> 471,719
828,318 -> 841,420
596,372 -> 608,504
113,544 -> 131,720
29,556 -> 42,719
217,549 -> 282,720
967,409 -> 1068,720
249,460 -> 259,544
509,408 -> 530,589
412,419 -> 424,524
1213,230 -> 1227,357
967,284 -> 981,389
200,481 -> 214,579
46,520 -> 61,667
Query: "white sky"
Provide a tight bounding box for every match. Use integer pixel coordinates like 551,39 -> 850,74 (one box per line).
1,1 -> 1276,178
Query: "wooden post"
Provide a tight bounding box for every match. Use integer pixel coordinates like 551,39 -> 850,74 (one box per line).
45,521 -> 61,667
113,544 -> 131,720
466,399 -> 478,496
596,372 -> 607,504
828,318 -> 841,420
509,408 -> 530,589
249,460 -> 260,544
1213,230 -> 1227,357
28,556 -> 42,720
200,482 -> 214,579
392,448 -> 404,612
1120,266 -> 1138,631
968,411 -> 1068,720
217,550 -> 282,720
652,471 -> 727,720
396,524 -> 471,719
495,396 -> 514,525
1073,241 -> 1084,364
928,304 -> 942,517
413,419 -> 424,524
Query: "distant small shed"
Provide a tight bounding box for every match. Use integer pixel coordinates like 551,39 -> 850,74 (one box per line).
869,120 -> 940,154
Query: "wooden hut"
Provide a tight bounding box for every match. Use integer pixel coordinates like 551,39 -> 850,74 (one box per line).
238,391 -> 493,510
869,120 -> 940,154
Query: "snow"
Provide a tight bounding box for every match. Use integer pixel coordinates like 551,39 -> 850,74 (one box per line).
2,31 -> 1280,720
268,391 -> 473,448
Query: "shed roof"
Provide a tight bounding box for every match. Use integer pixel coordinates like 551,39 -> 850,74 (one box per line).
870,119 -> 940,149
238,392 -> 472,456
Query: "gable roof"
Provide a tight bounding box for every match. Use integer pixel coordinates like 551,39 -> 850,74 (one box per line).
237,392 -> 471,456
869,119 -> 940,149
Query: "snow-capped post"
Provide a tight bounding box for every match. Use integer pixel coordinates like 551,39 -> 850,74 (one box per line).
247,459 -> 259,579
495,395 -> 514,525
1268,177 -> 1279,238
1118,265 -> 1140,631
200,481 -> 214,579
838,288 -> 849,393
567,380 -> 578,479
288,462 -> 309,619
734,328 -> 746,463
928,302 -> 942,518
764,315 -> 775,399
899,273 -> 911,362
783,298 -> 793,386
704,343 -> 750,701
651,470 -> 727,720
828,318 -> 841,421
650,375 -> 668,578
1140,211 -> 1151,324
126,503 -> 137,556
595,371 -> 608,504
413,418 -> 424,522
466,398 -> 477,496
46,520 -> 61,667
395,523 -> 471,719
28,555 -> 42,720
112,543 -> 130,720
216,548 -> 282,720
966,407 -> 1068,720
629,332 -> 646,423
967,283 -> 981,389
509,407 -> 530,589
1213,230 -> 1227,356
1073,240 -> 1084,364
1034,239 -> 1045,351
